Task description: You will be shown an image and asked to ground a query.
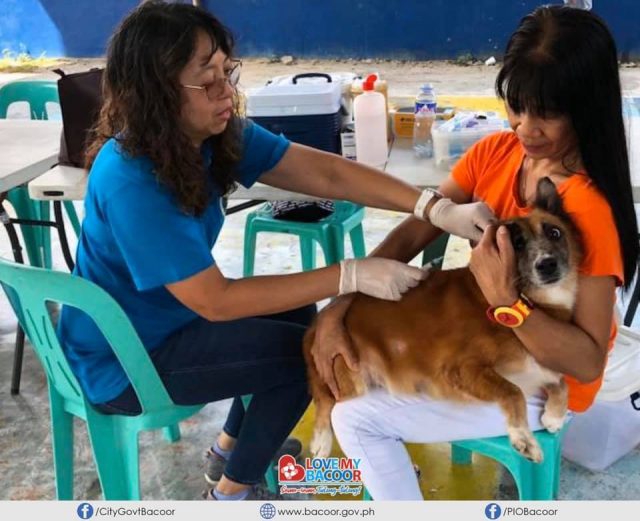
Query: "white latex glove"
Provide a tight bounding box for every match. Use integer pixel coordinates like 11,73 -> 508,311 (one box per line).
338,258 -> 430,301
428,198 -> 496,242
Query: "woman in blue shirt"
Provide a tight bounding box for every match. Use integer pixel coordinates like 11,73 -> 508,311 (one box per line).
58,1 -> 493,500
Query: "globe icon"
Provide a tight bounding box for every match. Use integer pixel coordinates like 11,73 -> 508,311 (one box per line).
259,503 -> 277,520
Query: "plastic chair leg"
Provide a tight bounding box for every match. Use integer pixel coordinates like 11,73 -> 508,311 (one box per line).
507,457 -> 557,501
240,394 -> 253,409
49,390 -> 74,500
451,444 -> 473,465
300,237 -> 316,271
6,187 -> 44,267
87,414 -> 141,500
39,201 -> 52,269
243,218 -> 258,277
421,233 -> 450,267
163,424 -> 181,442
63,200 -> 81,237
349,225 -> 366,258
330,228 -> 346,262
264,464 -> 279,493
552,454 -> 561,498
319,238 -> 339,266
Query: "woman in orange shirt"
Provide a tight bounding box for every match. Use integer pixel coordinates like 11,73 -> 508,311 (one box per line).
311,5 -> 639,499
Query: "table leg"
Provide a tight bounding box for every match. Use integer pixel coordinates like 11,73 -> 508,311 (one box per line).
225,199 -> 265,215
0,200 -> 27,395
53,201 -> 75,271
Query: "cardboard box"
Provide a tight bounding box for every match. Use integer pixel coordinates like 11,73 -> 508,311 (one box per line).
392,107 -> 415,138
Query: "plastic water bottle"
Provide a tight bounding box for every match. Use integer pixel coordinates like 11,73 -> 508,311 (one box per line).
353,74 -> 388,168
413,84 -> 437,158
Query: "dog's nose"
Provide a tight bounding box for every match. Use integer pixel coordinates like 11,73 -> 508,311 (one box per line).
535,257 -> 558,277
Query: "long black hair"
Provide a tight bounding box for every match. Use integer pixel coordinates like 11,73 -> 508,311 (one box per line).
496,5 -> 639,289
87,0 -> 242,215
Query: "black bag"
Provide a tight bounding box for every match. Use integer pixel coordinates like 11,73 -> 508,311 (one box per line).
53,68 -> 104,167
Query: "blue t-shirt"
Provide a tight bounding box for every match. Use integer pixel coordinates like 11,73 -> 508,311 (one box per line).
57,121 -> 290,404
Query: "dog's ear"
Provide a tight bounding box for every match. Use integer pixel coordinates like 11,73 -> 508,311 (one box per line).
534,177 -> 565,217
505,221 -> 526,251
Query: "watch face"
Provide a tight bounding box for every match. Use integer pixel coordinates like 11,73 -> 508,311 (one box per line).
494,307 -> 524,327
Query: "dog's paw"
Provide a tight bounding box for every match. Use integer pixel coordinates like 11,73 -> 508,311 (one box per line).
310,428 -> 333,459
541,411 -> 566,433
507,426 -> 543,463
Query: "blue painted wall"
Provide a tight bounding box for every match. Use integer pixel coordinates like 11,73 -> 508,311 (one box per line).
1,0 -> 639,60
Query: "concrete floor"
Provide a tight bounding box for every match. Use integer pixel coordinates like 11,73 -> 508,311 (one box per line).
1,63 -> 639,500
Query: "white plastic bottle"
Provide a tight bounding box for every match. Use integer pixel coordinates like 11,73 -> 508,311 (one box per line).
353,74 -> 388,168
413,83 -> 437,158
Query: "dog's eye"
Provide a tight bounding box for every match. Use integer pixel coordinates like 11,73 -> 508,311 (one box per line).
545,226 -> 562,241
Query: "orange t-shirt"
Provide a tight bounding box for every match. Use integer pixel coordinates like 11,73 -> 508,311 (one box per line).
451,131 -> 624,413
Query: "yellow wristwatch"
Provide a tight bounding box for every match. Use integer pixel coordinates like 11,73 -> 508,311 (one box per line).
486,294 -> 534,328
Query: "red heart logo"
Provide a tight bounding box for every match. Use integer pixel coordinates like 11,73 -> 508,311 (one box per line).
278,455 -> 305,482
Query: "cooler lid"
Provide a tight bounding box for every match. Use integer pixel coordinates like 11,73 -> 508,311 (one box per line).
597,326 -> 640,402
267,72 -> 357,90
246,81 -> 342,117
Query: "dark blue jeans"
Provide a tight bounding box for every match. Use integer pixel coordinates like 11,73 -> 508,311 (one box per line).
96,304 -> 315,485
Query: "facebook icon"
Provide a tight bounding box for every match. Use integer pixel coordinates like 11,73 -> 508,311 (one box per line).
77,503 -> 94,519
485,503 -> 502,519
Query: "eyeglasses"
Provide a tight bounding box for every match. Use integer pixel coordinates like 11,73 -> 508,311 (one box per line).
181,60 -> 242,100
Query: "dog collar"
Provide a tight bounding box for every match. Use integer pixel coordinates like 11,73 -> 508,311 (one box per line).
486,294 -> 534,328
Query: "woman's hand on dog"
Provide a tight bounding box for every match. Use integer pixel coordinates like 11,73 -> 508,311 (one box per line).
428,198 -> 497,242
470,225 -> 520,307
312,301 -> 359,399
338,258 -> 429,301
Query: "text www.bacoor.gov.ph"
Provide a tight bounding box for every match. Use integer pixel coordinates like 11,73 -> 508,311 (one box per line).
271,506 -> 375,518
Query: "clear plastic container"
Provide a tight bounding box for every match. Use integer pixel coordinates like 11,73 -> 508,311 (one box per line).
353,74 -> 388,168
432,111 -> 507,169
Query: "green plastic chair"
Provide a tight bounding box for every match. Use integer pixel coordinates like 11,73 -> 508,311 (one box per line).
361,426 -> 567,501
449,426 -> 568,500
0,80 -> 81,269
243,201 -> 366,275
0,258 -> 276,499
0,80 -> 59,120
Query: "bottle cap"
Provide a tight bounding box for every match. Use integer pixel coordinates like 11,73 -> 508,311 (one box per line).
363,74 -> 377,91
421,83 -> 434,92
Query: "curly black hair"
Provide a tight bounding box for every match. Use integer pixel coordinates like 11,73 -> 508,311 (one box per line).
86,0 -> 241,216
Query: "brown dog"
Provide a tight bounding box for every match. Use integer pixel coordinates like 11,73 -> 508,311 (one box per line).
303,177 -> 582,463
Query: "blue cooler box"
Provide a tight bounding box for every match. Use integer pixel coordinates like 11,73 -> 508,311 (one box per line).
246,74 -> 343,154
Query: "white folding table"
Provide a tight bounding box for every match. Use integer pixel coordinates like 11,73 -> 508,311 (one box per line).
27,132 -> 640,204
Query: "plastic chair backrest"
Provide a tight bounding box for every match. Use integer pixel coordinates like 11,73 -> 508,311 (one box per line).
0,258 -> 174,413
0,80 -> 59,120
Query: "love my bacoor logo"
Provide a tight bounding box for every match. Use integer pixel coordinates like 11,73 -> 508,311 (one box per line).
278,455 -> 363,496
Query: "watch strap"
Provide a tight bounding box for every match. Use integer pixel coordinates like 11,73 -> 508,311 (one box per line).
414,188 -> 443,221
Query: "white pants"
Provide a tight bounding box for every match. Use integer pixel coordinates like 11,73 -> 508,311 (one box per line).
331,389 -> 553,500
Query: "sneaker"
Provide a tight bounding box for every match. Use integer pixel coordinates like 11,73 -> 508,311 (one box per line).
204,437 -> 303,485
203,483 -> 282,501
